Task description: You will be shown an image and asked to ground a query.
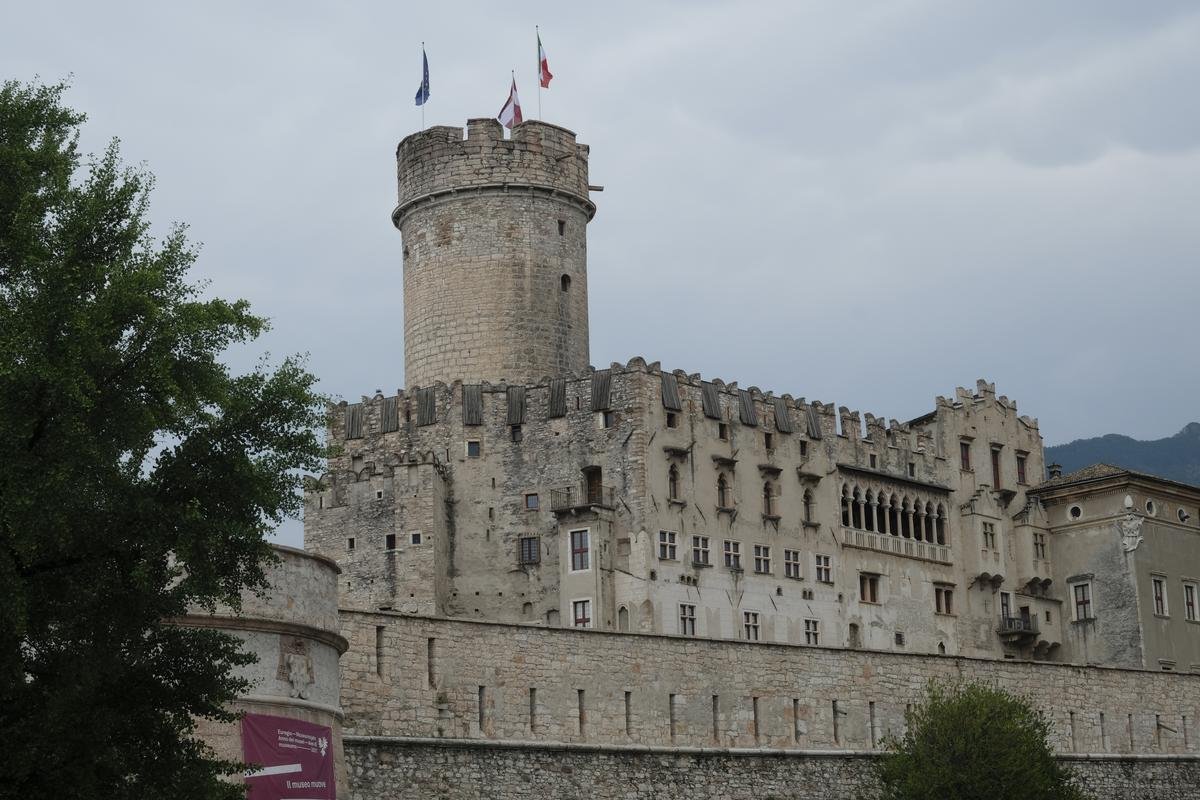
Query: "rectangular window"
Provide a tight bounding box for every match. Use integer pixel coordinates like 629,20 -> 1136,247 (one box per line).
718,422 -> 729,440
815,554 -> 832,583
804,618 -> 819,645
1185,582 -> 1197,622
908,462 -> 916,477
600,410 -> 615,428
1073,583 -> 1093,621
570,529 -> 590,572
572,599 -> 592,628
1000,591 -> 1012,619
869,453 -> 877,468
679,604 -> 696,636
753,544 -> 771,574
466,440 -> 481,458
991,446 -> 1002,489
784,549 -> 802,579
764,432 -> 774,450
743,611 -> 760,641
935,586 -> 954,615
666,412 -> 678,428
385,533 -> 396,550
1153,577 -> 1168,617
982,522 -> 997,550
511,424 -> 523,442
347,537 -> 355,551
960,441 -> 972,471
410,531 -> 422,545
859,573 -> 880,604
799,440 -> 808,458
692,535 -> 710,566
1033,532 -> 1047,560
519,536 -> 541,565
658,530 -> 678,560
1016,453 -> 1028,485
724,540 -> 742,570
525,493 -> 539,510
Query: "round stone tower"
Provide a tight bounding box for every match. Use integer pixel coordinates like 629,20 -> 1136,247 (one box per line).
393,118 -> 595,387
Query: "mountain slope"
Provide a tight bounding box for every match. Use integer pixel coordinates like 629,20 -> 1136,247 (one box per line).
1045,423 -> 1200,487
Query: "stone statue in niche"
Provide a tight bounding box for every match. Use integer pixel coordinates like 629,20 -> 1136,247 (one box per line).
1117,513 -> 1144,553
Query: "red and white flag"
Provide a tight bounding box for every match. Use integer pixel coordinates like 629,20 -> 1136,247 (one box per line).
538,32 -> 553,88
498,77 -> 523,129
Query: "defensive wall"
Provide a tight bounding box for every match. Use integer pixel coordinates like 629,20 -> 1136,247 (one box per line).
336,612 -> 1200,798
395,119 -> 595,388
180,545 -> 349,791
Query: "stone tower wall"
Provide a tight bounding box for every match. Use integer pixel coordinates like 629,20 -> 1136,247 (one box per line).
395,119 -> 594,388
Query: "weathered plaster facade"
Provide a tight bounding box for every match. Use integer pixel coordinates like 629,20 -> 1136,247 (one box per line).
1031,465 -> 1200,671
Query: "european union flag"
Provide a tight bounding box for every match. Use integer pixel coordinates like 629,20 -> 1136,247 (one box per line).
414,47 -> 430,107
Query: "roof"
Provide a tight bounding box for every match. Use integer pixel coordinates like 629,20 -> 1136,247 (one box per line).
1031,463 -> 1200,496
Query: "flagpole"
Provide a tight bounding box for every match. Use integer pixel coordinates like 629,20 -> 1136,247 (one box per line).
536,26 -> 542,121
420,42 -> 425,130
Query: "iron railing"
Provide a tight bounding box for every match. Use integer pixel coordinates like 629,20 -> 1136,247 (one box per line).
997,615 -> 1039,636
550,485 -> 616,512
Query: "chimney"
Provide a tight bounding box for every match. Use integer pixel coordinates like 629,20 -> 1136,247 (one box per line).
1048,463 -> 1062,479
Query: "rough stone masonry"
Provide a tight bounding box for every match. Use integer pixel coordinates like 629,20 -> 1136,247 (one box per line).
300,118 -> 1200,798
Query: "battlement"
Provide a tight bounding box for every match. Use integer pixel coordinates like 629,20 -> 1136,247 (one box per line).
393,118 -> 593,227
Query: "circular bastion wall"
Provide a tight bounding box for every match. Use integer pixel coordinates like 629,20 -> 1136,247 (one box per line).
181,545 -> 348,793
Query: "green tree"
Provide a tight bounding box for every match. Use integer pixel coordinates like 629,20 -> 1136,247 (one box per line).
0,80 -> 324,799
873,680 -> 1088,800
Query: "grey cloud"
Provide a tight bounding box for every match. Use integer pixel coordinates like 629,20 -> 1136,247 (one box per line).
3,1 -> 1197,547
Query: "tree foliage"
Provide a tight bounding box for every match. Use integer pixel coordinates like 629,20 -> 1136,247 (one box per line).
0,79 -> 324,799
872,680 -> 1089,800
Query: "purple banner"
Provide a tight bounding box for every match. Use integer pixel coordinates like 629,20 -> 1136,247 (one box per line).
242,713 -> 335,800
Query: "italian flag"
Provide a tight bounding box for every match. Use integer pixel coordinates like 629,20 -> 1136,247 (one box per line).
538,32 -> 553,89
498,77 -> 523,129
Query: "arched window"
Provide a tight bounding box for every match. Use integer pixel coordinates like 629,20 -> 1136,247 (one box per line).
718,474 -> 731,509
889,494 -> 900,536
852,487 -> 863,529
763,482 -> 775,516
668,465 -> 679,501
936,504 -> 947,545
901,498 -> 912,538
913,498 -> 924,541
864,490 -> 876,532
803,489 -> 814,523
924,502 -> 935,541
841,485 -> 851,527
617,606 -> 629,631
560,274 -> 571,292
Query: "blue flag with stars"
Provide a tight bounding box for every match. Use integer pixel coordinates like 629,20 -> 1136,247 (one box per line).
414,47 -> 430,106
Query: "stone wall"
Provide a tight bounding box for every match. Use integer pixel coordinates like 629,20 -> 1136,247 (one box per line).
342,738 -> 1200,800
181,545 -> 349,793
395,119 -> 594,388
340,613 -> 1199,758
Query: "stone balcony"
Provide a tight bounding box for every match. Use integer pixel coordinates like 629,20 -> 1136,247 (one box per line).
840,527 -> 953,565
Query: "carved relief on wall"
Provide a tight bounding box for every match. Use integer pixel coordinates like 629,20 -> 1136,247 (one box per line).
277,636 -> 314,699
1116,513 -> 1144,553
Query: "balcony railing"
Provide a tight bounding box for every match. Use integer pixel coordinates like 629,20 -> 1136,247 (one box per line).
997,615 -> 1039,637
550,485 -> 616,513
840,527 -> 952,565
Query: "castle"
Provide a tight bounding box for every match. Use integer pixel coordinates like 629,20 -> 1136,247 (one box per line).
197,118 -> 1200,799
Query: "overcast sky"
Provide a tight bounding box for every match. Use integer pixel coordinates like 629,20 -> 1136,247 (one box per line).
6,1 -> 1198,546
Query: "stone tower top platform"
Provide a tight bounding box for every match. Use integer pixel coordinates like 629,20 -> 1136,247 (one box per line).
392,118 -> 594,229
